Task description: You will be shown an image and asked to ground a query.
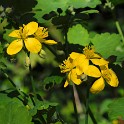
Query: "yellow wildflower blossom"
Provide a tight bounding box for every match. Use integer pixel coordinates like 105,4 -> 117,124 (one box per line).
83,45 -> 109,66
90,65 -> 119,93
60,45 -> 119,93
59,52 -> 85,87
34,27 -> 57,45
7,22 -> 41,55
79,46 -> 109,78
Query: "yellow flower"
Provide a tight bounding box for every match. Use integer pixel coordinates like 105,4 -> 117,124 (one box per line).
7,22 -> 41,55
34,27 -> 57,45
83,45 -> 100,59
89,65 -> 119,94
83,45 -> 109,67
60,45 -> 119,92
77,46 -> 109,77
59,52 -> 85,87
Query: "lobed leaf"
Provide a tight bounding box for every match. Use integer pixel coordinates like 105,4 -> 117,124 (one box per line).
68,24 -> 90,46
0,94 -> 33,124
33,0 -> 101,22
108,98 -> 124,120
91,33 -> 122,60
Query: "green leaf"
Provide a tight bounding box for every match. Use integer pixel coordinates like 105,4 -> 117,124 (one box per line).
30,100 -> 58,116
0,62 -> 7,70
37,101 -> 58,110
43,75 -> 64,85
100,99 -> 112,114
68,24 -> 90,46
0,94 -> 33,124
3,29 -> 16,43
0,44 -> 3,53
68,0 -> 101,8
33,0 -> 101,22
108,98 -> 124,120
91,33 -> 121,59
0,18 -> 8,34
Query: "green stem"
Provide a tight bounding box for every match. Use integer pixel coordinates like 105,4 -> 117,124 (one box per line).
75,85 -> 97,124
89,107 -> 97,124
1,69 -> 24,98
27,53 -> 37,104
71,84 -> 79,124
115,21 -> 124,44
85,84 -> 90,124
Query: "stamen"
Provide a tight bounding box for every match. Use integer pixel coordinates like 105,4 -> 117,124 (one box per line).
83,46 -> 95,59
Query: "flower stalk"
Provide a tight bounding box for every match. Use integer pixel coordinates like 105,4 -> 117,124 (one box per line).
27,52 -> 37,104
115,21 -> 124,45
71,84 -> 79,124
85,83 -> 90,124
1,69 -> 24,98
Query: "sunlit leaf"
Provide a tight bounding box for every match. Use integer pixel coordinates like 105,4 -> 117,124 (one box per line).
68,24 -> 90,46
33,0 -> 101,22
91,33 -> 122,60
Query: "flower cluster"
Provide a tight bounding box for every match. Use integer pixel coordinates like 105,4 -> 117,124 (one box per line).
59,46 -> 119,93
7,22 -> 57,55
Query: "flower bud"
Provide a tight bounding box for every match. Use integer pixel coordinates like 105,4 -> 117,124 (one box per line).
25,56 -> 30,67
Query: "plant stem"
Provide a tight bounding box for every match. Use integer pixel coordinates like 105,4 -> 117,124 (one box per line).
76,86 -> 97,124
115,21 -> 124,44
1,69 -> 24,98
71,84 -> 79,124
27,53 -> 37,104
85,84 -> 90,124
88,107 -> 97,124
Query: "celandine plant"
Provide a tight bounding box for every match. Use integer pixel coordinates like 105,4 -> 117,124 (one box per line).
1,0 -> 124,124
59,45 -> 119,124
60,46 -> 119,93
7,21 -> 57,55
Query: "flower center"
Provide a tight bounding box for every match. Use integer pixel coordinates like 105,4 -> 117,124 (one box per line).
18,26 -> 29,40
34,27 -> 48,40
59,57 -> 75,73
83,46 -> 95,59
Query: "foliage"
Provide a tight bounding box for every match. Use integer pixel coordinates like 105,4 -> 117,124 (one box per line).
108,98 -> 124,120
0,0 -> 124,124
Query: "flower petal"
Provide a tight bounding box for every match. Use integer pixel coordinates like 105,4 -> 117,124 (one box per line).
7,39 -> 23,55
43,40 -> 57,45
35,27 -> 48,39
70,69 -> 82,85
64,72 -> 71,87
24,22 -> 38,35
84,65 -> 101,78
70,52 -> 83,59
9,30 -> 21,38
64,80 -> 69,87
91,58 -> 109,66
24,38 -> 41,53
90,77 -> 105,94
78,58 -> 89,72
93,53 -> 101,58
107,69 -> 119,87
